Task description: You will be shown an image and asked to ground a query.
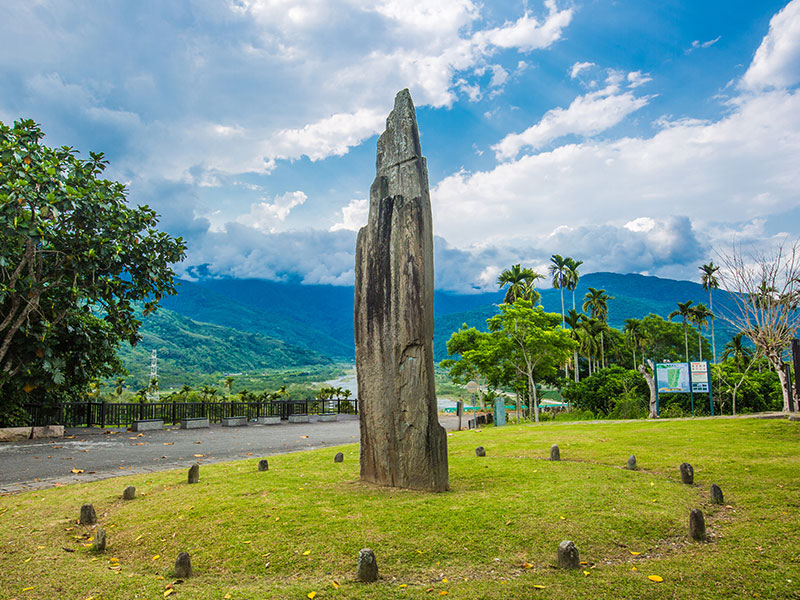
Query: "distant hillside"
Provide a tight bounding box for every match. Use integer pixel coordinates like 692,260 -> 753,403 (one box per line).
118,306 -> 331,388
144,272 -> 736,369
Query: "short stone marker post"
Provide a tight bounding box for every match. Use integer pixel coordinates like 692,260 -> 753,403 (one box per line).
174,551 -> 192,578
680,462 -> 694,484
557,540 -> 580,569
475,446 -> 486,457
80,504 -> 97,525
356,548 -> 378,582
93,526 -> 107,552
123,486 -> 136,500
334,452 -> 344,463
626,455 -> 637,470
258,459 -> 269,472
689,508 -> 706,541
710,484 -> 724,504
188,463 -> 200,484
550,444 -> 561,461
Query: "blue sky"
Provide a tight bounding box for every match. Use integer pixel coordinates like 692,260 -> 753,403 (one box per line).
2,0 -> 799,292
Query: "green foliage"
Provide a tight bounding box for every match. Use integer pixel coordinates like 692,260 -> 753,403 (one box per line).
712,358 -> 783,414
0,119 -> 185,417
562,366 -> 648,417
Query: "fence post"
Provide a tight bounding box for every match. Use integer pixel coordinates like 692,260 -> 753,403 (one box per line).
100,402 -> 106,429
86,402 -> 93,428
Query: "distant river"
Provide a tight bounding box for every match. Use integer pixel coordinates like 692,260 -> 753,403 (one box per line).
325,366 -> 459,411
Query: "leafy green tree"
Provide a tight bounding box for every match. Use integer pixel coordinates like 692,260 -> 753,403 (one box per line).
668,300 -> 695,363
721,332 -> 754,372
0,119 -> 185,417
690,303 -> 713,361
497,264 -> 544,304
224,375 -> 235,397
486,301 -> 575,422
638,313 -> 709,363
562,366 -> 648,418
699,262 -> 720,362
624,318 -> 644,369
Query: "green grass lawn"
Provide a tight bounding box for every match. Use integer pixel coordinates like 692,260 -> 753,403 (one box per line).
1,418 -> 798,599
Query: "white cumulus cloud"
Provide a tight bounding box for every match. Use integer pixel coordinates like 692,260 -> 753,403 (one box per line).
742,0 -> 800,90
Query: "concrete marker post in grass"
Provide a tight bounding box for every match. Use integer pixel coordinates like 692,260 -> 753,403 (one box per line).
93,527 -> 106,552
557,540 -> 580,569
188,463 -> 200,484
550,444 -> 561,461
475,446 -> 486,457
334,452 -> 344,463
689,509 -> 706,541
710,484 -> 724,504
80,504 -> 97,525
123,486 -> 136,500
627,455 -> 637,470
175,552 -> 192,578
356,548 -> 378,582
680,462 -> 694,484
258,459 -> 269,472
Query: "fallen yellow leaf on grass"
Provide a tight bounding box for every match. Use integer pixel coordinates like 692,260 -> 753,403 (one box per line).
22,586 -> 34,591
307,592 -> 316,599
332,581 -> 340,589
302,550 -> 311,556
225,594 -> 231,599
523,562 -> 533,569
164,589 -> 174,597
243,541 -> 251,544
629,551 -> 641,555
648,575 -> 664,582
439,592 -> 449,596
152,554 -> 161,561
583,570 -> 591,576
399,584 -> 407,588
533,584 -> 547,589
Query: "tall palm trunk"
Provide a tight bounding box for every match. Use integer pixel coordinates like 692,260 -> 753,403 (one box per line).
698,329 -> 703,362
574,348 -> 580,382
683,324 -> 689,363
709,289 -> 716,363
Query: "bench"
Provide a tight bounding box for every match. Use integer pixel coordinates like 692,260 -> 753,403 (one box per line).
131,419 -> 164,432
180,417 -> 210,429
222,416 -> 247,427
257,416 -> 281,425
317,413 -> 337,422
288,414 -> 310,423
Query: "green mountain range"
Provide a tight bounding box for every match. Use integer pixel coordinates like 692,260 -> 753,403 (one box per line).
122,272 -> 732,386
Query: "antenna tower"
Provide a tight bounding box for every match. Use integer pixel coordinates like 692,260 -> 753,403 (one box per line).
147,349 -> 159,402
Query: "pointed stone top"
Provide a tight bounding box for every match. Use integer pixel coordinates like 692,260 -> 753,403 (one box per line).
376,88 -> 422,174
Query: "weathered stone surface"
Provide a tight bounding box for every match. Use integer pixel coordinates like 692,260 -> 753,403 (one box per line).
80,503 -> 97,525
93,527 -> 107,552
680,462 -> 694,484
557,540 -> 580,569
188,463 -> 200,484
627,455 -> 637,470
258,459 -> 269,472
123,486 -> 136,500
334,452 -> 344,463
689,508 -> 706,540
175,551 -> 192,578
353,89 -> 448,492
0,425 -> 64,442
356,548 -> 378,582
550,444 -> 561,461
475,446 -> 486,457
710,483 -> 724,504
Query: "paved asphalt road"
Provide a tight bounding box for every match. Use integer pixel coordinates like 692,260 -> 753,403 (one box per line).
0,415 -> 462,494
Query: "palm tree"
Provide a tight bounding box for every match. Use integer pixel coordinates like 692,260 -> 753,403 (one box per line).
624,318 -> 643,369
699,262 -> 720,362
224,376 -> 235,397
497,264 -> 544,304
579,316 -> 604,376
690,303 -> 713,361
180,384 -> 192,400
565,257 -> 583,311
564,309 -> 583,382
721,332 -> 754,372
583,287 -> 613,368
114,377 -> 126,400
668,300 -> 695,363
549,254 -> 569,327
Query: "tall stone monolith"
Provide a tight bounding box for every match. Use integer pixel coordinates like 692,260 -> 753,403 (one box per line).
354,89 -> 448,492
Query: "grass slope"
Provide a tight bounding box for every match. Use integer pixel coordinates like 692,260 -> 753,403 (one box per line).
117,306 -> 332,388
2,418 -> 798,599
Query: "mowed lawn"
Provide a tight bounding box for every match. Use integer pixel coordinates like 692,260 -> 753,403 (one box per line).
1,417 -> 798,599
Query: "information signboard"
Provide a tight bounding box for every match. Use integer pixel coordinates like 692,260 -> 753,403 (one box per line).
656,362 -> 690,393
690,361 -> 709,393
